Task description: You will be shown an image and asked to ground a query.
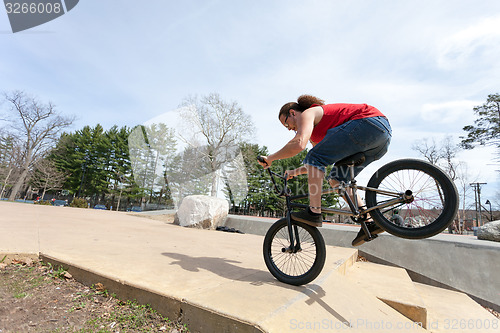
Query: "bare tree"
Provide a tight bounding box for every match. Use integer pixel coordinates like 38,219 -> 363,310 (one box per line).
412,136 -> 460,178
412,137 -> 445,165
0,133 -> 23,199
440,136 -> 458,180
30,158 -> 69,200
2,91 -> 74,200
412,136 -> 461,231
178,93 -> 254,196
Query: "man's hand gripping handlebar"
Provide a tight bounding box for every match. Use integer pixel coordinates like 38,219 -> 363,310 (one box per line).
257,156 -> 289,197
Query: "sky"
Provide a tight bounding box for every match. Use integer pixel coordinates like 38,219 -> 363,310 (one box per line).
1,0 -> 499,207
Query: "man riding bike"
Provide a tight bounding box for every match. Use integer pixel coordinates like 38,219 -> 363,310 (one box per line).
258,95 -> 392,246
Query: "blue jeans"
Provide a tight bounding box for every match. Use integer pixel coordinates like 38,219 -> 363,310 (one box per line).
303,116 -> 392,182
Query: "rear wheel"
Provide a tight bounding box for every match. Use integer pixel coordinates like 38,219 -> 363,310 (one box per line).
263,218 -> 326,285
365,159 -> 458,239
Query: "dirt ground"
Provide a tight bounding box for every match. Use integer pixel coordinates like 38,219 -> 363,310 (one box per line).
0,258 -> 189,333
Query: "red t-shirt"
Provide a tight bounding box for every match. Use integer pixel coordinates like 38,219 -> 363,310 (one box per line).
310,103 -> 385,144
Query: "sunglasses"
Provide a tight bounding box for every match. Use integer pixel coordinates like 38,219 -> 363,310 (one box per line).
284,113 -> 291,129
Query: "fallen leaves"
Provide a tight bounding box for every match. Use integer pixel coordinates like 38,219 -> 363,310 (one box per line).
94,282 -> 105,292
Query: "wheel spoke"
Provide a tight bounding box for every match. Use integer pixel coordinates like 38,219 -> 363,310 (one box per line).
366,160 -> 457,238
269,224 -> 318,277
373,168 -> 446,228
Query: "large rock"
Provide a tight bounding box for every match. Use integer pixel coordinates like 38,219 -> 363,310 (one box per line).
477,220 -> 500,242
174,195 -> 229,229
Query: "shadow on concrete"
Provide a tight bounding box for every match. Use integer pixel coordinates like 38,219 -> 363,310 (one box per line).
161,252 -> 349,324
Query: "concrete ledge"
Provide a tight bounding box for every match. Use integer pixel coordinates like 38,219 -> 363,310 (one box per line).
39,253 -> 265,333
414,282 -> 499,331
224,215 -> 500,312
346,262 -> 427,328
224,215 -> 276,236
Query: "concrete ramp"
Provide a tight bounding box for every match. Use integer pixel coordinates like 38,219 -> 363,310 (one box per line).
1,202 -> 498,332
346,261 -> 427,327
414,283 -> 498,333
345,260 -> 498,332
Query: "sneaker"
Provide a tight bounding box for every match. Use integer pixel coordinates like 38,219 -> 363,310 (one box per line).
291,208 -> 322,227
351,222 -> 384,247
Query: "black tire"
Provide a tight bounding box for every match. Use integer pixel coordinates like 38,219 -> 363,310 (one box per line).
263,218 -> 326,285
365,159 -> 458,239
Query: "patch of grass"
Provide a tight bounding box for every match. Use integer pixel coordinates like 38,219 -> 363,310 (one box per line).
14,291 -> 28,298
75,296 -> 189,333
66,283 -> 189,332
1,262 -> 51,301
6,268 -> 34,298
1,261 -> 190,332
29,274 -> 48,288
45,262 -> 69,279
69,300 -> 87,313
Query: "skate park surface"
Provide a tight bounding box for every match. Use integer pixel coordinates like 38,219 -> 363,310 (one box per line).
1,201 -> 498,332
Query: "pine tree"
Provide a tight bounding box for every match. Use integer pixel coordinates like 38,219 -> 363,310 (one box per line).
461,94 -> 500,153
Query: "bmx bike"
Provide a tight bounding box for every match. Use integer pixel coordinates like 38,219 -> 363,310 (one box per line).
258,153 -> 459,286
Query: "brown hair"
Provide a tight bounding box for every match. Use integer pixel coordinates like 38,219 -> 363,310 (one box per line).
278,95 -> 325,120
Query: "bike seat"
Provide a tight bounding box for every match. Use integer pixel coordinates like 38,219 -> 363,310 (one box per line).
334,152 -> 366,167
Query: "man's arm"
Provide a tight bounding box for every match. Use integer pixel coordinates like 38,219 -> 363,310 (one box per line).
267,108 -> 317,162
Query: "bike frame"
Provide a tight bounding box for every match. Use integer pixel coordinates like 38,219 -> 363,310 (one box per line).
288,186 -> 406,217
264,165 -> 412,251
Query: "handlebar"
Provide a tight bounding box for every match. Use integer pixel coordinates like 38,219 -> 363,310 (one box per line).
257,156 -> 289,197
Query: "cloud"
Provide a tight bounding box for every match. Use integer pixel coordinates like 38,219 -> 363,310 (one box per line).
437,15 -> 500,70
420,100 -> 479,125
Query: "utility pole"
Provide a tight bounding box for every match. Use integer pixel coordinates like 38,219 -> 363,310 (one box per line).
470,182 -> 487,227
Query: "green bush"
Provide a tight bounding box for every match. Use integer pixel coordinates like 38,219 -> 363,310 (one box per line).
70,198 -> 88,208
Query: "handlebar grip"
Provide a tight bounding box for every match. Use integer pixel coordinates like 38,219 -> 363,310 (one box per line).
257,156 -> 288,196
257,155 -> 268,166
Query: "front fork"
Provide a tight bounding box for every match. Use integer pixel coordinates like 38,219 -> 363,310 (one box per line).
285,197 -> 302,253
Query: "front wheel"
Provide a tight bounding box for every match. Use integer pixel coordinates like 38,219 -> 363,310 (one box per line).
263,218 -> 326,285
365,159 -> 458,239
